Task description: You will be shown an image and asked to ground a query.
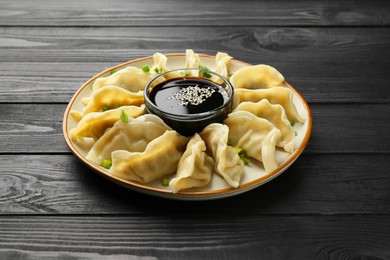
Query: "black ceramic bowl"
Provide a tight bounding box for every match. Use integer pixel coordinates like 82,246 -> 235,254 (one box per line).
144,68 -> 234,136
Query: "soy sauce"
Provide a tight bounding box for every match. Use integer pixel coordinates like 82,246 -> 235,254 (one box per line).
149,77 -> 228,115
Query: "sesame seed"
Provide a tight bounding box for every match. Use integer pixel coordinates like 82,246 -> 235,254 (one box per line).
167,85 -> 215,106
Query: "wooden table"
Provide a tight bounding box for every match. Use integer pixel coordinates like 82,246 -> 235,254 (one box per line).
1,1 -> 390,259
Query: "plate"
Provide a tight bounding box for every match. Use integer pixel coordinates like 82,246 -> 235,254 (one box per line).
63,53 -> 312,200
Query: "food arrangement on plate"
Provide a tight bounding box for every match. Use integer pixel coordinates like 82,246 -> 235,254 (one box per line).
64,49 -> 311,199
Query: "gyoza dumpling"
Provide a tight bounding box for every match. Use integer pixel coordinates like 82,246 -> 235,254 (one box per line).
86,114 -> 171,165
211,52 -> 232,84
70,105 -> 145,141
73,86 -> 144,120
230,64 -> 285,89
71,137 -> 96,154
200,123 -> 244,188
91,66 -> 162,92
110,131 -> 189,183
224,111 -> 281,173
151,52 -> 181,79
234,86 -> 305,123
235,99 -> 295,153
185,49 -> 201,76
169,133 -> 214,193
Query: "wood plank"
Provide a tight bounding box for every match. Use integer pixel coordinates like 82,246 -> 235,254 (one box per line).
0,153 -> 389,215
1,103 -> 389,153
1,60 -> 389,104
0,27 -> 389,103
0,0 -> 389,26
0,27 -> 389,63
0,215 -> 389,259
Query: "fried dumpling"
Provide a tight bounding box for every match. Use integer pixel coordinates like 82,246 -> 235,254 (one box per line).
233,86 -> 305,123
86,114 -> 171,165
200,123 -> 244,188
169,133 -> 214,193
235,100 -> 295,153
69,105 -> 145,141
91,66 -> 161,92
79,86 -> 144,116
110,131 -> 189,183
211,52 -> 232,84
230,64 -> 285,89
224,111 -> 281,173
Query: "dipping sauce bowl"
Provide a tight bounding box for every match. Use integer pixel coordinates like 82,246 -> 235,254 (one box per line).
144,68 -> 234,136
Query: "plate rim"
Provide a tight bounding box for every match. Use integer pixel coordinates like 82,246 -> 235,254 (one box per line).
63,53 -> 312,200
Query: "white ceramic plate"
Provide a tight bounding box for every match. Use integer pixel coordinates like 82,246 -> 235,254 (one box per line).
63,53 -> 312,200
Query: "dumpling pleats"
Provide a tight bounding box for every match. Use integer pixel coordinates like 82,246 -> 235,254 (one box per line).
185,49 -> 201,76
235,99 -> 295,153
92,66 -> 162,92
86,114 -> 171,165
200,123 -> 244,188
230,64 -> 285,89
151,52 -> 181,79
234,86 -> 305,123
80,86 -> 144,116
110,131 -> 189,183
224,111 -> 281,173
169,133 -> 214,193
70,105 -> 145,141
211,52 -> 232,84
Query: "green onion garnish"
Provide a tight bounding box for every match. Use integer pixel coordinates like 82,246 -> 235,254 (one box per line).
154,67 -> 163,74
294,130 -> 298,136
234,146 -> 244,154
110,69 -> 118,75
240,156 -> 250,165
227,138 -> 233,146
199,66 -> 212,78
161,178 -> 169,186
290,120 -> 295,127
234,146 -> 250,165
142,65 -> 150,73
120,109 -> 128,123
180,71 -> 190,76
102,105 -> 110,111
102,159 -> 112,169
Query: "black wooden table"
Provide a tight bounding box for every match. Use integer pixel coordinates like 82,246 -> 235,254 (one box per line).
1,1 -> 390,259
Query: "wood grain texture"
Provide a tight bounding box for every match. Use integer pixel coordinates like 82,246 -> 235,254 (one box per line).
0,0 -> 389,26
1,1 -> 390,258
1,27 -> 389,64
0,215 -> 389,260
0,154 -> 389,215
0,27 -> 389,103
1,103 -> 390,153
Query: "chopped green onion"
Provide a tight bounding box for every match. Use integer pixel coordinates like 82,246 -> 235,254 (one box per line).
142,65 -> 150,73
234,146 -> 250,165
227,138 -> 233,146
294,130 -> 298,136
240,156 -> 250,165
102,105 -> 110,111
120,109 -> 128,123
199,66 -> 212,78
102,159 -> 112,169
180,71 -> 190,76
110,69 -> 118,75
234,146 -> 244,154
154,67 -> 163,74
290,120 -> 295,127
161,178 -> 169,186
